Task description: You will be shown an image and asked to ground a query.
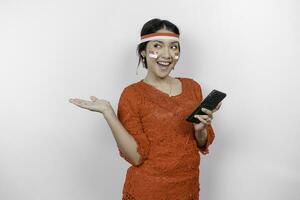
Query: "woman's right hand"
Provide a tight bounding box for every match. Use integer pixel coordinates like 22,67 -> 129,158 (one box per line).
69,96 -> 113,115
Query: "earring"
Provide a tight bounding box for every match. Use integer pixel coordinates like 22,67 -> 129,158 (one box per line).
142,56 -> 145,63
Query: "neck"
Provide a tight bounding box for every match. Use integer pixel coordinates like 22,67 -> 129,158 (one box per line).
143,74 -> 174,96
143,74 -> 173,86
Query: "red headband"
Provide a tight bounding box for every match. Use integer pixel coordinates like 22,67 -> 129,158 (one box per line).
140,32 -> 180,43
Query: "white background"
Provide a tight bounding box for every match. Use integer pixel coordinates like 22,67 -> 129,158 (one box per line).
0,0 -> 299,199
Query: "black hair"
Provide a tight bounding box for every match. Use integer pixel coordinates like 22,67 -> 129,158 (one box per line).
136,18 -> 181,70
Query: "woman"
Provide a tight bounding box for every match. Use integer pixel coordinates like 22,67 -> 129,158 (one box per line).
69,18 -> 222,200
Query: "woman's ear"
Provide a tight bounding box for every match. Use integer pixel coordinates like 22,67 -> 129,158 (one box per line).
141,50 -> 146,58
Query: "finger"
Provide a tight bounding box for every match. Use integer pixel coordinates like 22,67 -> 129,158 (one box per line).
90,96 -> 97,101
194,114 -> 209,119
73,99 -> 82,104
200,109 -> 213,119
201,108 -> 212,115
201,115 -> 212,122
72,99 -> 87,107
194,115 -> 208,125
216,102 -> 222,110
195,115 -> 213,124
212,103 -> 221,113
73,100 -> 83,106
69,98 -> 79,104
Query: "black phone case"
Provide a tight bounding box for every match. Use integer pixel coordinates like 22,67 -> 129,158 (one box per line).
186,89 -> 226,124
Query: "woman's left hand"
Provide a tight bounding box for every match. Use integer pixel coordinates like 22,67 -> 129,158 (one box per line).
193,102 -> 222,132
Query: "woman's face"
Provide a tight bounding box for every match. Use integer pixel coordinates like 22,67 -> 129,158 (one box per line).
141,29 -> 180,78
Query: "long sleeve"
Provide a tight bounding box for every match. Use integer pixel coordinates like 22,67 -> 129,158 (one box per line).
117,86 -> 151,165
192,79 -> 216,155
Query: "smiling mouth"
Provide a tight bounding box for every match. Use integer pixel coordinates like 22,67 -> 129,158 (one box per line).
157,61 -> 171,67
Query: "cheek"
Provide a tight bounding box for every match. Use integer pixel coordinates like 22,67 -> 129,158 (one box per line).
148,50 -> 158,59
174,52 -> 180,60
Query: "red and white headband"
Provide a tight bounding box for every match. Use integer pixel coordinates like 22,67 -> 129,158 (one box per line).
139,32 -> 180,44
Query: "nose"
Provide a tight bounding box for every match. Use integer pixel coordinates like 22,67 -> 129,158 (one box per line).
160,46 -> 171,59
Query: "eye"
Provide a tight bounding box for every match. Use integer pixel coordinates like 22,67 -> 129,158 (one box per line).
171,45 -> 178,50
154,44 -> 161,48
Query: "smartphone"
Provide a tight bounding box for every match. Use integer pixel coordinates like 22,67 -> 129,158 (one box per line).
186,89 -> 226,123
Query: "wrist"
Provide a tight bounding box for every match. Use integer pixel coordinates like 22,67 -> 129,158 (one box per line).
195,128 -> 208,148
195,128 -> 208,140
103,108 -> 116,118
196,126 -> 207,134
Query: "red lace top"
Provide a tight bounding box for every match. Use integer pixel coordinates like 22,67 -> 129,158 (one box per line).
117,77 -> 215,200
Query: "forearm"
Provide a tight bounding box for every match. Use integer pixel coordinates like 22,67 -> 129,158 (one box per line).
195,128 -> 208,148
103,110 -> 141,166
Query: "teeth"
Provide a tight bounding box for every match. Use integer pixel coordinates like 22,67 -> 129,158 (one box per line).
157,61 -> 171,66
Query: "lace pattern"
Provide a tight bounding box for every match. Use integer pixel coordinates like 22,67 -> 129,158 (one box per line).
122,193 -> 135,200
122,192 -> 198,200
117,77 -> 215,200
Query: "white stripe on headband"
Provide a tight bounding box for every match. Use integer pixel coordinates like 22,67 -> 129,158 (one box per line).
140,36 -> 180,43
139,33 -> 180,44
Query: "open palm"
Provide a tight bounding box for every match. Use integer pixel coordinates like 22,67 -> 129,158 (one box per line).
69,96 -> 112,114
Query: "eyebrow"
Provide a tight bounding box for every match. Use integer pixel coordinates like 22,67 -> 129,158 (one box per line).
153,40 -> 179,45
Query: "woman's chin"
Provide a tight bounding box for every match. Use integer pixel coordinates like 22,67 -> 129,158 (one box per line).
157,67 -> 171,75
157,64 -> 172,72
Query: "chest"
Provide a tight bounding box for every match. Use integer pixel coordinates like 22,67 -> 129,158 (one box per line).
146,79 -> 182,97
162,80 -> 182,96
139,95 -> 197,125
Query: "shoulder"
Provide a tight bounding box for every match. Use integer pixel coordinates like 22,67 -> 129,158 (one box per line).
180,77 -> 202,88
118,81 -> 142,104
120,81 -> 140,95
